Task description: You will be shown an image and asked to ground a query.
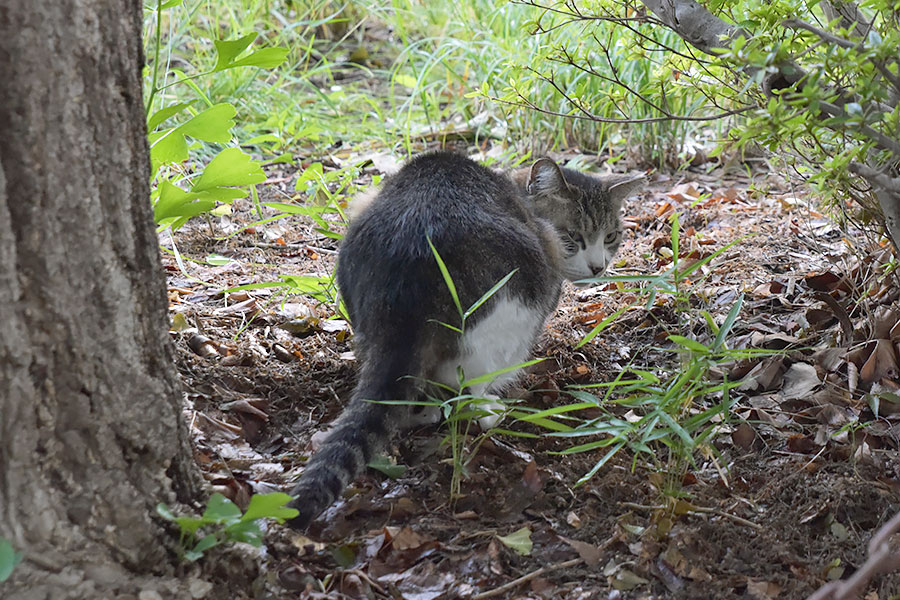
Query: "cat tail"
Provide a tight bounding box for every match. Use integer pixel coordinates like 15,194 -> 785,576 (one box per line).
286,373 -> 413,529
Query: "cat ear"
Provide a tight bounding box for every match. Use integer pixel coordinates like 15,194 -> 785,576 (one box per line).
606,174 -> 647,205
527,158 -> 570,195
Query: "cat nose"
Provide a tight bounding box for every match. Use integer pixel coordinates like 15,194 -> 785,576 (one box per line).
590,263 -> 606,276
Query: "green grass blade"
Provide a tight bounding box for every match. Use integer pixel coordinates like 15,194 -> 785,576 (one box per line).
576,303 -> 632,349
575,441 -> 626,486
464,268 -> 518,320
460,358 -> 545,389
712,293 -> 744,352
427,235 -> 462,319
514,402 -> 599,422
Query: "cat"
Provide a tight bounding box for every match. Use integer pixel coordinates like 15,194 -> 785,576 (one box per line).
287,151 -> 645,529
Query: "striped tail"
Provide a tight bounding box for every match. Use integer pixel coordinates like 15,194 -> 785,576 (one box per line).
286,380 -> 406,529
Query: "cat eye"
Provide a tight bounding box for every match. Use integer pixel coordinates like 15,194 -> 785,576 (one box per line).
604,231 -> 619,244
569,231 -> 586,250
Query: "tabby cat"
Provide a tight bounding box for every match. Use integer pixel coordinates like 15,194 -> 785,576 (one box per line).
287,151 -> 645,528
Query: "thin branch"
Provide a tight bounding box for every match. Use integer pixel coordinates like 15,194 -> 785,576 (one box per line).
471,558 -> 584,600
782,18 -> 857,49
817,101 -> 900,156
514,66 -> 755,124
850,163 -> 900,194
783,17 -> 900,95
486,88 -> 753,125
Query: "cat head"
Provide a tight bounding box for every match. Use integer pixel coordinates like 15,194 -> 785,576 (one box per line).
522,158 -> 645,283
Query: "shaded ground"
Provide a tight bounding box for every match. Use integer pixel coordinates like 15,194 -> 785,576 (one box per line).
162,146 -> 900,599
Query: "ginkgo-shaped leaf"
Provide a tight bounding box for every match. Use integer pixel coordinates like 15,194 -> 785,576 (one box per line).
239,492 -> 298,523
192,147 -> 265,192
150,103 -> 236,167
147,100 -> 194,131
213,33 -> 288,71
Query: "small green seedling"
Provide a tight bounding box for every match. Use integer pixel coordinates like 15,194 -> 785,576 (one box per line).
157,492 -> 298,561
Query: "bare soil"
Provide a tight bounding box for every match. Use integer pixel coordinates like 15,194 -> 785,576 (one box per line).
163,148 -> 900,599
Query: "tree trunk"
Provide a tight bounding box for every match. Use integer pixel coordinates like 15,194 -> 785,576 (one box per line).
0,1 -> 201,597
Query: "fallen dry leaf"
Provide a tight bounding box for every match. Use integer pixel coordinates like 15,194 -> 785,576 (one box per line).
781,363 -> 821,400
560,535 -> 603,567
732,422 -> 757,450
860,339 -> 898,385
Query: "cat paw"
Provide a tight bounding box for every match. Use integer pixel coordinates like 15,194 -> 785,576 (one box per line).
406,404 -> 442,427
475,395 -> 506,430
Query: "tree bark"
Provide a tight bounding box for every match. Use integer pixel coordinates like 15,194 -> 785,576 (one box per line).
0,1 -> 201,597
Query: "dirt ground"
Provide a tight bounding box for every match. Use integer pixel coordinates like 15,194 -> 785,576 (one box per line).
162,147 -> 900,599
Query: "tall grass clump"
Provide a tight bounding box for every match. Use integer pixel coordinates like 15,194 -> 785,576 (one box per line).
511,217 -> 774,495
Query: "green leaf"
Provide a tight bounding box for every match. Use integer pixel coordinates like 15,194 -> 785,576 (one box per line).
156,503 -> 177,521
0,538 -> 22,582
150,103 -> 236,167
394,74 -> 418,89
575,441 -> 626,486
331,544 -> 357,568
177,103 -> 237,143
461,358 -> 545,389
147,101 -> 194,131
464,269 -> 518,320
368,455 -> 408,478
224,520 -> 264,546
174,516 -> 204,536
213,33 -> 258,71
205,255 -> 232,267
192,148 -> 265,191
712,294 -> 744,352
245,133 -> 281,145
240,493 -> 299,523
202,493 -> 242,524
507,412 -> 572,432
294,162 -> 324,190
427,236 -> 462,319
497,527 -> 533,556
193,187 -> 247,203
226,48 -> 290,69
262,202 -> 338,216
514,402 -> 598,422
153,180 -> 216,223
667,335 -> 709,353
490,428 -> 540,438
159,0 -> 184,8
576,303 -> 632,349
186,534 -> 219,561
223,281 -> 291,293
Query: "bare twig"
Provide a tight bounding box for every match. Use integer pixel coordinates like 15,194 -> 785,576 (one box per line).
471,557 -> 583,600
807,511 -> 900,600
506,66 -> 755,124
620,501 -> 763,530
472,533 -> 620,599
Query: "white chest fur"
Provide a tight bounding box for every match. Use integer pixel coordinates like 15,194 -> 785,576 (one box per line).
434,296 -> 545,396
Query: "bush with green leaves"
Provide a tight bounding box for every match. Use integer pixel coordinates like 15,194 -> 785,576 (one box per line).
501,0 -> 900,248
144,0 -> 288,230
156,492 -> 297,561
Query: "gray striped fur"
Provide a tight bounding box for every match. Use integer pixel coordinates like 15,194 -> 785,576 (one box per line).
286,152 -> 645,529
